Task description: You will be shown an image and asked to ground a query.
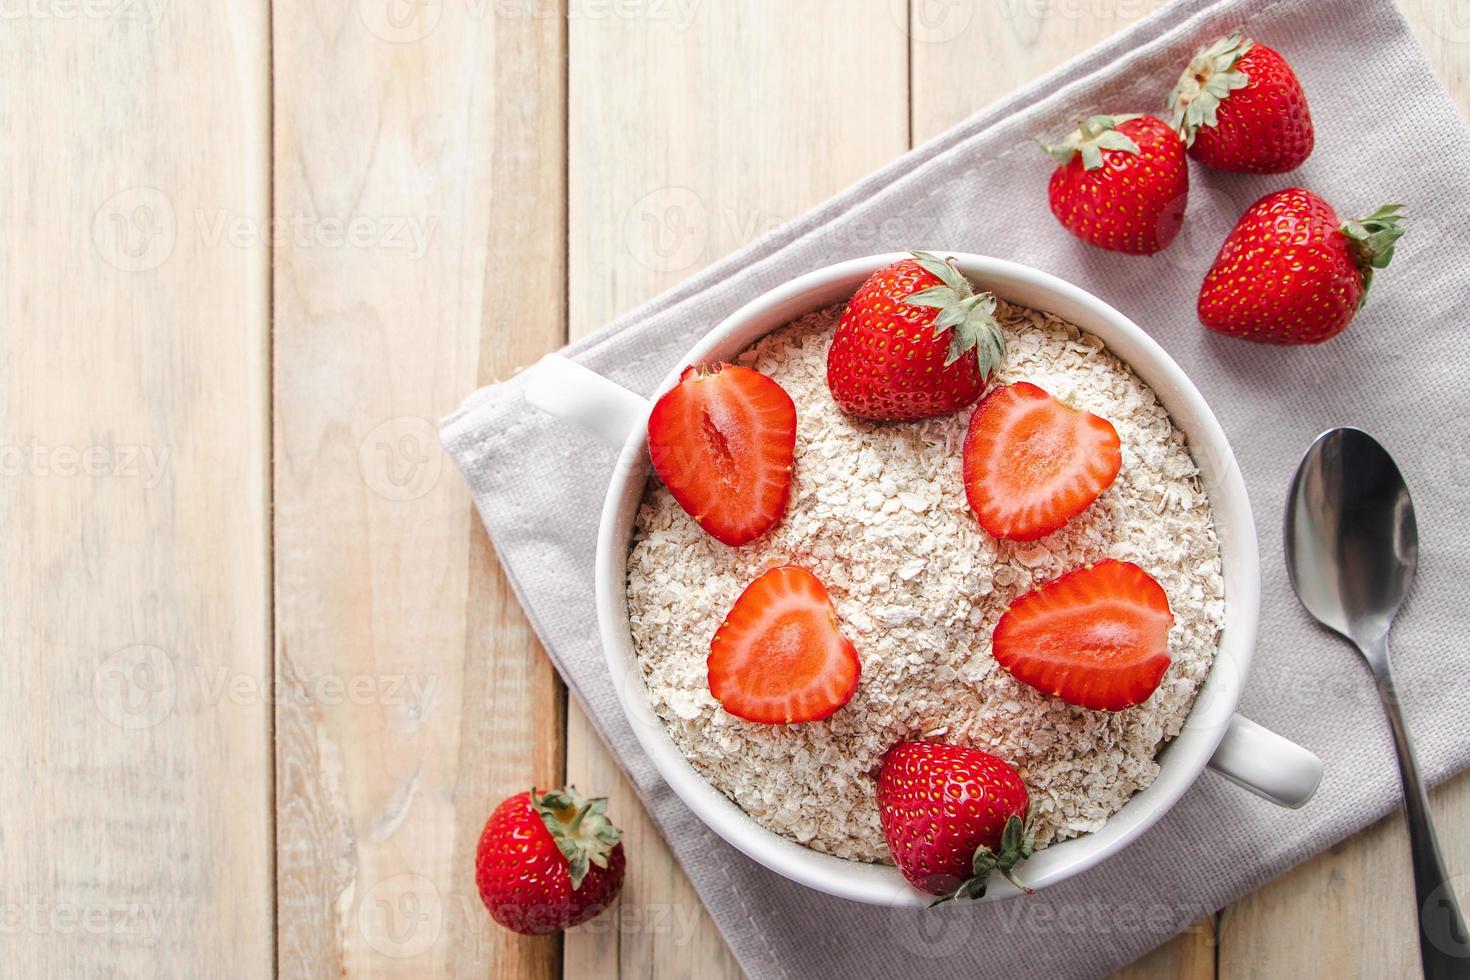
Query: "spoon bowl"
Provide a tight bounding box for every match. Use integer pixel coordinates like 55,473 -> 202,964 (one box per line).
1285,426 -> 1419,653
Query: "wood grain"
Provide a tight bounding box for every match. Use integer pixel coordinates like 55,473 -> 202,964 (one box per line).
563,3 -> 908,976
1115,918 -> 1219,980
272,0 -> 566,975
1400,0 -> 1470,124
8,0 -> 1468,977
907,0 -> 1171,141
1219,776 -> 1470,979
0,2 -> 273,975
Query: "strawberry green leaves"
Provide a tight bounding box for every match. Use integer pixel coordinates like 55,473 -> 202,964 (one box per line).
1039,114 -> 1142,170
1341,204 -> 1406,303
532,787 -> 623,889
930,813 -> 1037,906
1169,32 -> 1254,145
901,250 -> 1007,375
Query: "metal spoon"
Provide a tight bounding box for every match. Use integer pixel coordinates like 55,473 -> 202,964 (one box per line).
1285,427 -> 1469,978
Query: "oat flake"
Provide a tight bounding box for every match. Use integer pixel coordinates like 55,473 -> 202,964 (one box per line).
625,301 -> 1226,863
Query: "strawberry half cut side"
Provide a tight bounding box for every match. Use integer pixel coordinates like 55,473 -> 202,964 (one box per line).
708,565 -> 860,724
962,382 -> 1122,541
647,363 -> 797,546
992,559 -> 1174,712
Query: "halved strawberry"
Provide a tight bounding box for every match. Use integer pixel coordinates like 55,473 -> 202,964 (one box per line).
647,364 -> 797,546
708,565 -> 860,724
992,560 -> 1174,712
962,382 -> 1121,541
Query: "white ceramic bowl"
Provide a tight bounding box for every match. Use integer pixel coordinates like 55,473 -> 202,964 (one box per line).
527,252 -> 1322,908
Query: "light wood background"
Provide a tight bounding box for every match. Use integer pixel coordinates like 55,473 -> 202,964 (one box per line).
3,0 -> 1466,977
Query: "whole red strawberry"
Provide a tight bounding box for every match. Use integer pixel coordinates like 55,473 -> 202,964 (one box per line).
1169,33 -> 1313,173
1042,114 -> 1188,255
877,741 -> 1033,901
827,251 -> 1006,421
1199,188 -> 1405,345
475,787 -> 625,935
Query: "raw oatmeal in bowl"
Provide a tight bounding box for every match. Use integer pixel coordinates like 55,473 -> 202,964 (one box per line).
625,256 -> 1225,872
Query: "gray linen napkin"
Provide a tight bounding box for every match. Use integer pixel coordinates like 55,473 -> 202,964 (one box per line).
442,0 -> 1470,974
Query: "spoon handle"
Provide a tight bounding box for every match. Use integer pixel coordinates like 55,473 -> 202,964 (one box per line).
1369,640 -> 1470,978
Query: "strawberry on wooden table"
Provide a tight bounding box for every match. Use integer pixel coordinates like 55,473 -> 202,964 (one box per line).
877,741 -> 1034,901
1199,188 -> 1405,344
962,382 -> 1122,541
1042,114 -> 1188,255
826,251 -> 1006,421
993,559 -> 1174,712
475,787 -> 626,935
708,565 -> 860,724
1169,32 -> 1313,174
647,362 -> 797,545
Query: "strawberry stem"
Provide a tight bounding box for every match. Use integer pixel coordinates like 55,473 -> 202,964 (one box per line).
902,251 -> 1007,376
1168,32 -> 1253,145
928,812 -> 1036,906
1038,114 -> 1142,170
532,787 -> 622,890
1340,204 -> 1406,306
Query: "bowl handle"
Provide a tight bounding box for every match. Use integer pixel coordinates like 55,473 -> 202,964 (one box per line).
525,354 -> 651,449
1207,713 -> 1323,808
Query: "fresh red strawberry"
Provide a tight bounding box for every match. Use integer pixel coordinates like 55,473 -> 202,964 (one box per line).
993,560 -> 1174,712
647,363 -> 796,545
826,251 -> 1006,421
877,741 -> 1034,901
962,382 -> 1122,541
475,787 -> 625,935
1169,33 -> 1313,173
1042,114 -> 1188,255
1199,189 -> 1405,344
708,565 -> 860,724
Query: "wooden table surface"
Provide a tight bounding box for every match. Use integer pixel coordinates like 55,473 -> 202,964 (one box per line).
5,0 -> 1467,976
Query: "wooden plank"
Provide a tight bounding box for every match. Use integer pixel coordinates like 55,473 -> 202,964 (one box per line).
1112,918 -> 1218,980
0,3 -> 272,976
908,0 -> 1170,140
1400,0 -> 1470,123
271,0 -> 566,975
1218,776 -> 1470,978
563,3 -> 908,976
1217,3 -> 1469,975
